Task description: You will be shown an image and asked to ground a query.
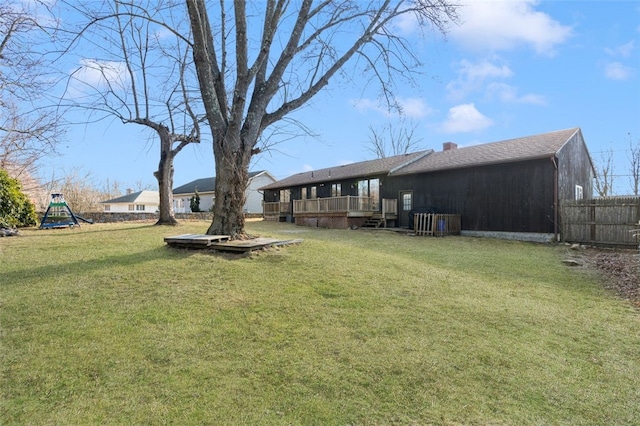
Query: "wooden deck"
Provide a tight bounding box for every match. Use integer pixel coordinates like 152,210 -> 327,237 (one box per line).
164,234 -> 302,252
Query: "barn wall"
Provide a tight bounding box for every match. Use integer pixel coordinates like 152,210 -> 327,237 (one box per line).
383,160 -> 556,233
556,130 -> 594,201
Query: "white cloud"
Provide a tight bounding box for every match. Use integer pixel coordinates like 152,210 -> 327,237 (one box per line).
352,97 -> 433,119
446,58 -> 513,100
439,103 -> 493,134
451,0 -> 572,55
391,10 -> 420,35
605,41 -> 635,58
67,59 -> 130,98
352,98 -> 388,116
604,62 -> 634,81
486,82 -> 546,105
397,98 -> 434,118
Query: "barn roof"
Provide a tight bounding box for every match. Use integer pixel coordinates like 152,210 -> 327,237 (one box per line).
391,127 -> 581,176
259,151 -> 432,190
101,190 -> 159,204
261,128 -> 584,189
173,170 -> 268,194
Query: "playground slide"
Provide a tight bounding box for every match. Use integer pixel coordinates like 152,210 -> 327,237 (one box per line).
74,215 -> 95,224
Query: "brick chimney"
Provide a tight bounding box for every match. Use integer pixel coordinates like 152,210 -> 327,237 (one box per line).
443,142 -> 458,151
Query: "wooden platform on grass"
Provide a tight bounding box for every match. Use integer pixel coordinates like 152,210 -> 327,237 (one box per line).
163,234 -> 230,248
164,234 -> 302,252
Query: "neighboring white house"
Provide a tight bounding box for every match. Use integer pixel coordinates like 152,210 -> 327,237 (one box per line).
172,170 -> 276,213
100,190 -> 159,213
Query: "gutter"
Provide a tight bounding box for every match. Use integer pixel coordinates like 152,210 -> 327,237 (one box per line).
551,156 -> 559,241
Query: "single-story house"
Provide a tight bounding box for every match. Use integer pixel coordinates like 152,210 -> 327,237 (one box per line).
260,128 -> 595,238
100,190 -> 159,213
172,170 -> 277,213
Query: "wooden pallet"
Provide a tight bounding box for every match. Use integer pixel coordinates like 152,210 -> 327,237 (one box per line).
210,238 -> 303,252
163,234 -> 230,248
164,234 -> 302,252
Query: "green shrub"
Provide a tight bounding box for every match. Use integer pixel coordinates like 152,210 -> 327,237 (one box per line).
189,189 -> 201,212
0,169 -> 37,228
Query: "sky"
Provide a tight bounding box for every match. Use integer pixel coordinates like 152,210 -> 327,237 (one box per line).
41,1 -> 640,196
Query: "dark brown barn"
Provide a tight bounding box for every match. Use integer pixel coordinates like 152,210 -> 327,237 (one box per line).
261,128 -> 594,238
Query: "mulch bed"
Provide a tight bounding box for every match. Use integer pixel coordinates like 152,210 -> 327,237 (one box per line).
580,247 -> 640,308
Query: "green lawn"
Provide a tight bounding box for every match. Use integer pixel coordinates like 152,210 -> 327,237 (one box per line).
1,220 -> 639,424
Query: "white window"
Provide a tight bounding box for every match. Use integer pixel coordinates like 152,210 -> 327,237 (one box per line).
575,185 -> 584,200
136,204 -> 146,211
104,204 -> 110,212
402,193 -> 412,211
128,204 -> 135,211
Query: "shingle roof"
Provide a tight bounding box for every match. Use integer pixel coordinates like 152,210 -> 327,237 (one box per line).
173,177 -> 216,194
172,170 -> 266,194
101,190 -> 159,204
257,128 -> 589,191
259,151 -> 432,190
392,127 -> 581,176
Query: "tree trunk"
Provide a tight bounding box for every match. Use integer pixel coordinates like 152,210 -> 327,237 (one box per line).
206,134 -> 251,238
154,130 -> 178,226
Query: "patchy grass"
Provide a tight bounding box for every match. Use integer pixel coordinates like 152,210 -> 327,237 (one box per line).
1,220 -> 639,424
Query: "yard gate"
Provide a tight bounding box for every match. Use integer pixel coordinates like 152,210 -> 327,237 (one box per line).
561,197 -> 640,247
413,213 -> 461,237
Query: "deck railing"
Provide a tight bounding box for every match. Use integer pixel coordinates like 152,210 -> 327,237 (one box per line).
265,197 -> 398,217
294,196 -> 376,214
263,201 -> 292,215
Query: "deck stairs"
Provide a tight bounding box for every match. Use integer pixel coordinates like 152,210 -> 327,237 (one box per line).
362,214 -> 385,228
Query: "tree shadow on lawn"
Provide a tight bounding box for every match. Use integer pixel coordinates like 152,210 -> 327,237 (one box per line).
1,245 -> 197,285
25,223 -> 160,237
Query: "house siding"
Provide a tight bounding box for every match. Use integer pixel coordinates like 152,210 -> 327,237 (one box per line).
382,159 -> 556,233
556,130 -> 594,201
103,202 -> 159,213
244,173 -> 274,213
174,171 -> 276,213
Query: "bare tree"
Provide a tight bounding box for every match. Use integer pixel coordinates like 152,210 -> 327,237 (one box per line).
0,1 -> 63,189
41,168 -> 118,213
366,120 -> 424,159
186,0 -> 458,238
628,133 -> 640,196
594,148 -> 615,197
63,1 -> 203,225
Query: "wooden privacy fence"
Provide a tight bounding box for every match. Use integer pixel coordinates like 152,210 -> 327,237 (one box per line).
561,197 -> 640,247
414,213 -> 461,237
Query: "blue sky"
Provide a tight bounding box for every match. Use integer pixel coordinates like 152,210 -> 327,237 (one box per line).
42,1 -> 640,195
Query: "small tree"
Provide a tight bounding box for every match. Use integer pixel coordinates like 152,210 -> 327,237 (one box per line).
189,189 -> 201,212
0,168 -> 37,227
628,133 -> 640,196
594,148 -> 615,197
366,120 -> 424,159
